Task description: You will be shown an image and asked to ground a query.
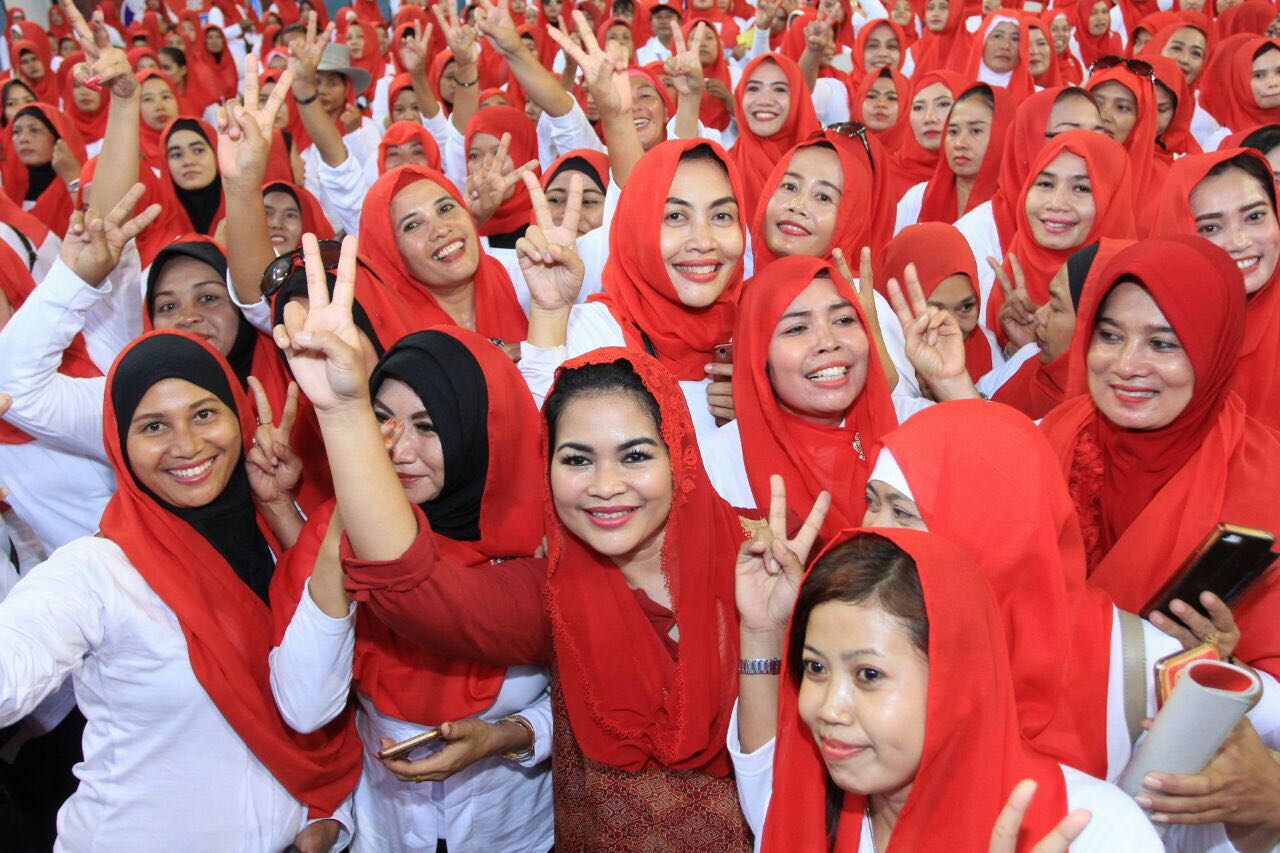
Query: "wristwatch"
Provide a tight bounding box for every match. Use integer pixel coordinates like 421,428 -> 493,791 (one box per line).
739,658 -> 782,675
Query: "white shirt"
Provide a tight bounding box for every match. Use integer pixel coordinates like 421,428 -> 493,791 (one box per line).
271,580 -> 554,853
635,36 -> 674,67
727,701 -> 1164,853
953,200 -> 1003,325
303,118 -> 384,230
894,181 -> 927,235
0,536 -> 352,851
811,77 -> 852,127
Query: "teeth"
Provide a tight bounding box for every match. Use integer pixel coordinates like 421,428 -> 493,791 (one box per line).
1041,220 -> 1074,233
673,262 -> 719,273
1116,388 -> 1157,398
168,458 -> 214,480
432,240 -> 463,260
589,510 -> 630,519
807,366 -> 849,381
633,118 -> 649,127
753,111 -> 779,120
1237,257 -> 1260,269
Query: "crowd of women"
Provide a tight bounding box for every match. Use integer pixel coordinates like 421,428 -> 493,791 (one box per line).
0,0 -> 1278,847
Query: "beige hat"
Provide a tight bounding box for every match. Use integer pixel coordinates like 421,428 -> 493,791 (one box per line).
316,43 -> 371,94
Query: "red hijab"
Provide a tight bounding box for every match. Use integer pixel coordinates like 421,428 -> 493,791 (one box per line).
1150,55 -> 1203,160
338,20 -> 383,96
880,223 -> 993,380
8,38 -> 57,103
272,327 -> 543,724
684,18 -> 733,130
262,181 -> 334,240
850,66 -> 912,151
357,164 -> 528,344
1044,9 -> 1086,83
1116,0 -> 1163,39
544,347 -> 741,774
851,19 -> 908,83
1,103 -> 86,238
1146,148 -> 1280,430
57,52 -> 110,144
1085,64 -> 1164,205
98,331 -> 362,817
963,12 -> 1035,98
884,70 -> 967,200
1215,0 -> 1278,38
136,70 -> 180,167
761,527 -> 1070,852
1200,36 -> 1280,131
157,116 -> 226,237
189,24 -> 240,101
733,256 -> 898,538
881,400 -> 1116,776
909,0 -> 970,74
988,131 -> 1138,338
918,83 -> 1015,225
1074,0 -> 1125,66
377,120 -> 442,174
590,139 -> 745,380
463,106 -> 540,237
729,54 -> 820,218
990,86 -> 1080,245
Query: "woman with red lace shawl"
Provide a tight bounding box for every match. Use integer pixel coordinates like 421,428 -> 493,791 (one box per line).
1040,236 -> 1280,678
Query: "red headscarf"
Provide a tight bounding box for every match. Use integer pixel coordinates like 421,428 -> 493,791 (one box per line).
1085,64 -> 1164,205
963,12 -> 1035,98
46,4 -> 73,39
1027,18 -> 1065,87
733,256 -> 898,538
157,116 -> 226,237
1130,10 -> 1186,52
357,164 -> 528,344
56,52 -> 110,144
98,331 -> 362,817
589,139 -> 745,380
1149,54 -> 1203,160
988,131 -> 1138,339
1,103 -> 86,238
1139,16 -> 1215,86
1074,0 -> 1125,66
990,86 -> 1081,245
427,49 -> 457,113
729,54 -> 820,219
539,147 -> 611,194
880,223 -> 994,380
880,400 -> 1116,776
884,70 -> 968,200
850,66 -> 911,151
1199,36 -> 1280,130
908,0 -> 970,75
761,527 -> 1070,851
918,83 -> 1015,225
1215,0 -> 1278,38
1043,9 -> 1085,83
352,0 -> 387,25
1116,0 -> 1163,40
778,10 -> 849,85
136,70 -> 181,168
463,106 -> 541,237
1146,148 -> 1280,430
544,347 -> 742,774
8,37 -> 57,103
385,71 -> 414,117
684,18 -> 734,130
851,18 -> 908,83
262,181 -> 334,240
190,24 -> 240,100
1040,236 -> 1280,677
338,20 -> 384,96
377,120 -> 442,174
751,129 -> 895,268
127,45 -> 161,69
272,327 -> 542,724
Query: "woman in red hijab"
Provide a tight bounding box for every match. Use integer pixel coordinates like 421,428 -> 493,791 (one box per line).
188,24 -> 241,101
963,12 -> 1034,98
1216,0 -> 1278,38
1041,236 -> 1280,678
1146,148 -> 1280,431
1,103 -> 86,238
905,0 -> 970,76
156,117 -> 226,237
56,53 -> 111,147
1075,0 -> 1125,67
849,67 -> 910,149
357,164 -> 527,345
136,70 -> 182,169
985,131 -> 1137,343
729,53 -> 820,221
1150,54 -> 1204,159
1141,17 -> 1214,88
464,106 -> 541,244
7,37 -> 58,104
684,19 -> 735,131
1086,61 -> 1166,206
1044,8 -> 1086,84
910,83 -> 1014,227
748,528 -> 1159,850
883,70 -> 966,201
337,19 -> 383,98
851,18 -> 907,83
1198,35 -> 1280,132
376,121 -> 442,173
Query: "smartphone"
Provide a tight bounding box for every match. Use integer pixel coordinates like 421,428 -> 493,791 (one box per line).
376,728 -> 442,761
1144,524 -> 1277,621
1153,643 -> 1222,709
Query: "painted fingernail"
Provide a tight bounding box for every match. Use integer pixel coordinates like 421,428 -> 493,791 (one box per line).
83,74 -> 102,92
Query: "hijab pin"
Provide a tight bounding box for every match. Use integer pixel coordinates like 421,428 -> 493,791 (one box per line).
852,431 -> 865,462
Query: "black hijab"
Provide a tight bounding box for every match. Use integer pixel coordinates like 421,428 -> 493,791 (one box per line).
270,266 -> 386,360
110,334 -> 275,602
15,104 -> 57,201
166,118 -> 222,234
368,331 -> 489,541
1065,241 -> 1101,310
146,240 -> 258,388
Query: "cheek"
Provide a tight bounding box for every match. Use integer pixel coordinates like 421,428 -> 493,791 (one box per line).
1075,199 -> 1097,233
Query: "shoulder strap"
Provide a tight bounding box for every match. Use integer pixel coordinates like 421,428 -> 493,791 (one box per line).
1119,609 -> 1147,748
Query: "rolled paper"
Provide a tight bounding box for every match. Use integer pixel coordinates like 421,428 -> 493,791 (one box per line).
1117,660 -> 1262,826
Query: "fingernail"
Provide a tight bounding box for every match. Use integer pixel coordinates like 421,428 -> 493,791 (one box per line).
1134,795 -> 1152,808
1143,775 -> 1161,790
1151,813 -> 1168,823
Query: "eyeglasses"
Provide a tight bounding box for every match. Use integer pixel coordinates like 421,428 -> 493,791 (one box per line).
260,239 -> 343,300
824,121 -> 874,169
1088,55 -> 1155,83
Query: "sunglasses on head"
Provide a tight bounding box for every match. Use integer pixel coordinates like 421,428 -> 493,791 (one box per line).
823,121 -> 874,169
1088,55 -> 1155,83
260,239 -> 343,300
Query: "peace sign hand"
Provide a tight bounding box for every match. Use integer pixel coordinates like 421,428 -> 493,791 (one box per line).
288,12 -> 334,88
664,23 -> 705,97
464,132 -> 539,225
990,253 -> 1039,352
990,780 -> 1091,853
474,0 -> 522,57
517,171 -> 585,313
272,234 -> 368,413
804,9 -> 834,54
888,263 -> 975,399
547,11 -> 631,118
245,377 -> 303,506
736,475 -> 832,639
63,0 -> 136,99
218,55 -> 294,189
397,21 -> 435,74
60,182 -> 162,287
432,1 -> 478,63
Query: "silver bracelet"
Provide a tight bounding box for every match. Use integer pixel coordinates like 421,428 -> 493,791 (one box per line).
739,657 -> 781,675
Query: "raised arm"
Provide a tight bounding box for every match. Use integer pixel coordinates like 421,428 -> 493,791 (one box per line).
289,14 -> 348,168
432,2 -> 481,132
518,170 -> 585,348
396,22 -> 442,119
476,0 -> 574,116
665,24 -> 706,140
796,11 -> 833,93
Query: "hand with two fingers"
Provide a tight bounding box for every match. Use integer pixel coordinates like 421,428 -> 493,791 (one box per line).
515,170 -> 585,312
546,11 -> 631,118
245,378 -> 303,507
217,55 -> 294,190
61,0 -> 136,99
990,253 -> 1040,352
663,24 -> 706,98
60,182 -> 162,287
465,132 -> 539,225
886,263 -> 979,400
989,779 -> 1092,853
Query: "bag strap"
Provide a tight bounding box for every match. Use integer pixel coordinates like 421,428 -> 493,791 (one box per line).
1119,610 -> 1147,747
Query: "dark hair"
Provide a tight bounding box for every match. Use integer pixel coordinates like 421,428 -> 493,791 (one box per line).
1053,86 -> 1097,111
0,80 -> 35,128
1202,151 -> 1278,214
278,22 -> 306,43
678,142 -> 729,174
1241,124 -> 1280,158
1154,78 -> 1177,109
1253,43 -> 1280,63
954,83 -> 995,113
543,358 -> 663,453
612,0 -> 635,14
158,46 -> 187,70
787,532 -> 929,842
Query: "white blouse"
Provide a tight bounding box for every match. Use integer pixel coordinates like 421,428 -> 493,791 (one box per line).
0,536 -> 352,851
953,199 -> 1003,325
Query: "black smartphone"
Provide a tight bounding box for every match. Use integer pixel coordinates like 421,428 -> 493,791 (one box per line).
1144,524 -> 1277,620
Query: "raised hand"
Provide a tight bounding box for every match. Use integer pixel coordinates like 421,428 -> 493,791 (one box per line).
834,246 -> 898,390
245,377 -> 303,507
990,780 -> 1092,853
474,0 -> 522,56
990,253 -> 1039,352
217,55 -> 294,189
51,139 -> 82,184
804,9 -> 834,55
289,12 -> 334,89
464,132 -> 539,225
272,234 -> 368,412
888,263 -> 976,399
516,170 -> 585,313
547,11 -> 631,118
60,182 -> 162,287
755,0 -> 780,31
664,24 -> 705,97
62,0 -> 136,99
397,21 -> 435,74
1148,593 -> 1242,660
432,0 -> 478,62
736,475 -> 832,639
